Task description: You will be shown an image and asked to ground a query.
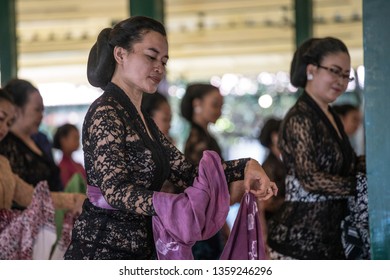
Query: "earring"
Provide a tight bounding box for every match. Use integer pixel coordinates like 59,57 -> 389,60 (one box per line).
307,73 -> 313,80
194,106 -> 202,114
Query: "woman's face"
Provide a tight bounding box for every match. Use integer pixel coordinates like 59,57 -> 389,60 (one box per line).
342,109 -> 362,136
308,52 -> 351,104
119,31 -> 169,94
0,99 -> 15,141
198,89 -> 224,124
61,128 -> 80,154
152,101 -> 172,137
14,90 -> 44,135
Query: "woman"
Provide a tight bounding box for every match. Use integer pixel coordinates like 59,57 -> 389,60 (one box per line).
180,83 -> 228,259
64,16 -> 276,260
141,91 -> 173,142
0,89 -> 85,259
53,123 -> 87,187
258,117 -> 286,221
181,83 -> 224,165
267,37 -> 366,259
332,104 -> 362,137
0,79 -> 63,196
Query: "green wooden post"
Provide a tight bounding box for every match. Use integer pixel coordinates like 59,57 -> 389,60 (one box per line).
294,0 -> 313,48
363,0 -> 390,259
0,0 -> 17,86
129,0 -> 164,23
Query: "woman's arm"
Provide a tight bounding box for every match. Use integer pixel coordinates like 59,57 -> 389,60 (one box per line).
86,104 -> 156,215
282,114 -> 355,195
13,173 -> 85,213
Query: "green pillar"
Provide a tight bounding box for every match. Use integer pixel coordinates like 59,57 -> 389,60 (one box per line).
0,0 -> 17,86
129,0 -> 164,23
294,0 -> 313,48
363,0 -> 390,259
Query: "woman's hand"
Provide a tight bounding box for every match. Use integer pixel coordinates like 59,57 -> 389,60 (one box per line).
244,159 -> 278,201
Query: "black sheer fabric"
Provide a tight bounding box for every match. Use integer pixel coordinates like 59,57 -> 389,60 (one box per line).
184,124 -> 223,165
0,132 -> 63,193
65,83 -> 249,259
267,92 -> 362,259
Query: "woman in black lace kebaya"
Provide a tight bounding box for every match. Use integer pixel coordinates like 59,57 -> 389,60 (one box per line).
267,37 -> 366,259
0,79 -> 63,201
180,83 -> 226,259
64,16 -> 277,260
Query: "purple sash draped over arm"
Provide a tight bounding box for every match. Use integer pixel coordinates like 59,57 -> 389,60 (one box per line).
152,150 -> 230,260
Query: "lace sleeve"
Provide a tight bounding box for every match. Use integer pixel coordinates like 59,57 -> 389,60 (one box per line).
282,114 -> 355,195
223,158 -> 250,183
160,130 -> 249,189
160,132 -> 197,191
84,105 -> 155,215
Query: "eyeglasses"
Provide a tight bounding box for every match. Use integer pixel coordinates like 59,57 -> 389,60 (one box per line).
317,65 -> 354,82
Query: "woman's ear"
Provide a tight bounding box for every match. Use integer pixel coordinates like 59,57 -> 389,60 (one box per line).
192,98 -> 202,108
306,64 -> 316,80
192,98 -> 202,114
13,106 -> 22,120
113,46 -> 125,64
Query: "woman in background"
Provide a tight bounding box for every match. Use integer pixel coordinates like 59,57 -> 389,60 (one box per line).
0,79 -> 63,198
142,91 -> 174,143
180,83 -> 227,259
258,118 -> 286,226
53,123 -> 86,187
267,37 -> 365,259
0,88 -> 85,259
332,104 -> 362,137
181,83 -> 224,165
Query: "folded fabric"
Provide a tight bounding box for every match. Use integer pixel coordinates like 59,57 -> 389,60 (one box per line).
152,150 -> 230,260
0,181 -> 56,260
341,172 -> 370,259
220,192 -> 267,260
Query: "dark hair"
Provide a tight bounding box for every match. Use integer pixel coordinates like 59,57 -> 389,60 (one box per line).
87,16 -> 167,90
290,37 -> 350,88
0,88 -> 14,104
53,123 -> 79,149
180,83 -> 219,123
4,78 -> 39,108
142,92 -> 169,117
259,118 -> 282,148
332,104 -> 359,117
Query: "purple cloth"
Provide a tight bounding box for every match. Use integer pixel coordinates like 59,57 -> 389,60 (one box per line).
0,181 -> 55,259
220,192 -> 267,260
152,150 -> 230,260
87,185 -> 117,210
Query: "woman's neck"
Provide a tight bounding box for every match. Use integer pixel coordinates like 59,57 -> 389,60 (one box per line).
11,127 -> 43,156
193,115 -> 208,131
111,78 -> 143,112
305,89 -> 329,113
11,126 -> 31,143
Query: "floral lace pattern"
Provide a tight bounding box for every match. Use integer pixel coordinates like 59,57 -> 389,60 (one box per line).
0,133 -> 63,193
267,92 -> 361,259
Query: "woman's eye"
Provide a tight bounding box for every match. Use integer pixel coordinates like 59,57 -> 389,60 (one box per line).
329,68 -> 341,75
